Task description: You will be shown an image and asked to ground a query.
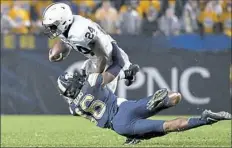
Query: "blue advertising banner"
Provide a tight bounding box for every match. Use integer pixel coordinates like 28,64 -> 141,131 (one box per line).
1,34 -> 231,115
1,34 -> 231,51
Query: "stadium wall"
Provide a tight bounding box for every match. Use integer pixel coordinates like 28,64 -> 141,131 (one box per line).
1,34 -> 231,115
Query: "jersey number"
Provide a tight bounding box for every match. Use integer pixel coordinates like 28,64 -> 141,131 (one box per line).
85,26 -> 95,40
80,94 -> 106,119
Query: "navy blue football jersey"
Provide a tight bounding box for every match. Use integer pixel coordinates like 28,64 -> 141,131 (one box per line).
69,73 -> 118,128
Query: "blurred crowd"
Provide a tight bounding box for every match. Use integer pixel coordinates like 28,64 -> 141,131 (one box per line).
1,0 -> 231,36
231,65 -> 232,97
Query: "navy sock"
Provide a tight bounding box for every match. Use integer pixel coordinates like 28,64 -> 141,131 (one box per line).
187,117 -> 209,129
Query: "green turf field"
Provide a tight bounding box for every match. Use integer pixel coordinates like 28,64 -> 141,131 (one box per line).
1,115 -> 231,147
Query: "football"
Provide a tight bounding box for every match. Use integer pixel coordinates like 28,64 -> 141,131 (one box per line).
49,40 -> 71,62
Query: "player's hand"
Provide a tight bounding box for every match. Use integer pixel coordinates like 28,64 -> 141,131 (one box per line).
49,40 -> 71,62
49,49 -> 64,62
49,47 -> 71,62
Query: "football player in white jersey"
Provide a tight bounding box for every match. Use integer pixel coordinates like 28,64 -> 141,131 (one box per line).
42,2 -> 139,92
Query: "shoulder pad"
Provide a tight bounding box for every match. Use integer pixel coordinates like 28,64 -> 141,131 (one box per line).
69,16 -> 95,42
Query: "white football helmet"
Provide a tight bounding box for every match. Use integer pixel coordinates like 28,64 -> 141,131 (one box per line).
42,3 -> 73,38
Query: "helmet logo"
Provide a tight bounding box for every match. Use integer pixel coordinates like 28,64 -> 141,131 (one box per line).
65,73 -> 74,80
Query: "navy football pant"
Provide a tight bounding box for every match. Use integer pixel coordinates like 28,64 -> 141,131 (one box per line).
112,95 -> 169,139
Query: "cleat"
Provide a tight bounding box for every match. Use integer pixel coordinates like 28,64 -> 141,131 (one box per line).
147,88 -> 168,111
201,110 -> 232,124
124,138 -> 141,145
124,64 -> 140,86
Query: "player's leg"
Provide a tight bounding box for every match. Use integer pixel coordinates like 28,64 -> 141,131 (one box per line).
122,119 -> 166,145
132,119 -> 166,140
101,42 -> 126,85
112,90 -> 179,145
80,58 -> 120,91
152,91 -> 182,112
163,110 -> 231,133
121,89 -> 181,144
112,98 -> 150,145
123,110 -> 231,143
111,101 -> 138,136
101,41 -> 140,87
132,88 -> 182,119
111,42 -> 140,86
113,118 -> 166,145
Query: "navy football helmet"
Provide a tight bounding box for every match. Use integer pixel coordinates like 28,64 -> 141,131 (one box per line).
57,71 -> 85,99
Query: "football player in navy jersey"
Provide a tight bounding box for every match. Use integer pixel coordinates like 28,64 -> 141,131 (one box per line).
57,71 -> 231,145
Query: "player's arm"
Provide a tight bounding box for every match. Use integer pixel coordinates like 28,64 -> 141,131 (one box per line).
49,39 -> 71,62
90,37 -> 119,85
99,42 -> 123,85
93,39 -> 123,85
87,72 -> 113,88
84,23 -> 122,85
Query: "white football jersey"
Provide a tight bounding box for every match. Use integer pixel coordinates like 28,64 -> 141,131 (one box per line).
58,15 -> 131,94
58,15 -> 115,65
